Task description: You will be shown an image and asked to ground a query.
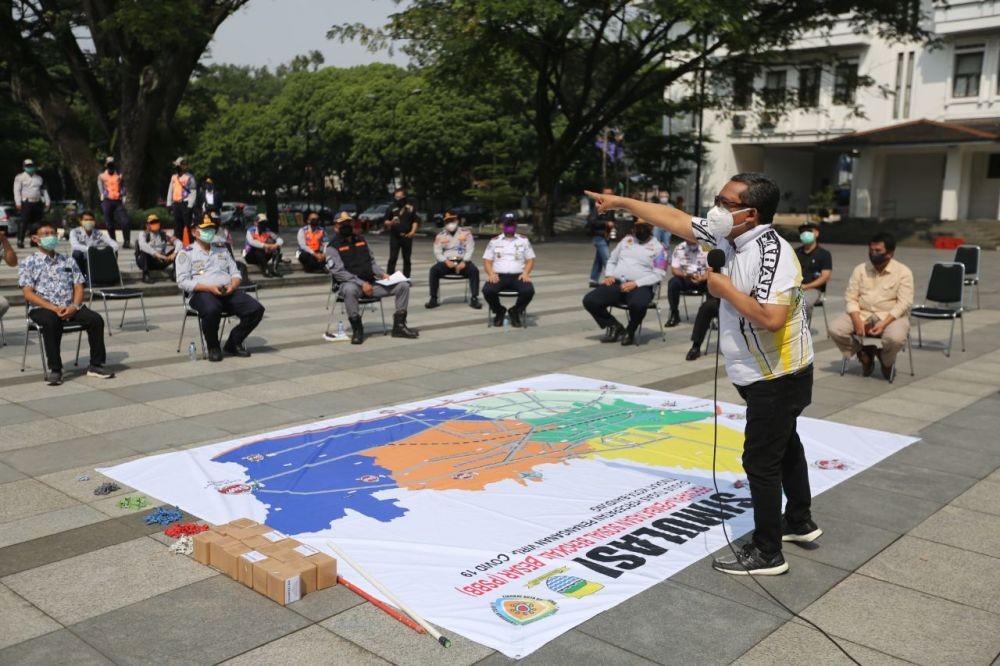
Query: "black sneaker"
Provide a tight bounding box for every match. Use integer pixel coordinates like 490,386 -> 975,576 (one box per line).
47,371 -> 63,386
469,296 -> 483,310
86,366 -> 115,379
685,346 -> 701,361
712,543 -> 788,576
782,518 -> 823,543
425,297 -> 439,309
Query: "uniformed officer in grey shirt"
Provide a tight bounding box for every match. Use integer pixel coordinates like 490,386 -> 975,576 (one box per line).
582,219 -> 668,346
13,158 -> 51,248
69,211 -> 119,277
176,217 -> 265,362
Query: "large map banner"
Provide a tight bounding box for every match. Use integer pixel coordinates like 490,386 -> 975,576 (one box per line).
100,374 -> 917,658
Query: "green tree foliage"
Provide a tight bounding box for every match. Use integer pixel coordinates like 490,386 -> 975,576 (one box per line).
329,0 -> 929,238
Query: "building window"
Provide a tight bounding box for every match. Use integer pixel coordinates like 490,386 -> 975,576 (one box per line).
903,51 -> 915,117
952,51 -> 983,98
893,53 -> 904,119
762,70 -> 787,108
798,67 -> 820,108
987,154 -> 1000,179
733,71 -> 754,110
833,62 -> 858,105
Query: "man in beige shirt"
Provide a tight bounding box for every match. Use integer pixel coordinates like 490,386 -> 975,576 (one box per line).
828,232 -> 914,379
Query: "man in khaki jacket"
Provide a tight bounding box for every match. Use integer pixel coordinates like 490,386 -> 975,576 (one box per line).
828,232 -> 913,379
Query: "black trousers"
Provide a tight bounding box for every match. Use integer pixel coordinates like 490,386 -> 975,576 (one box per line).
299,251 -> 326,273
734,365 -> 814,555
482,273 -> 534,313
245,247 -> 281,271
29,306 -> 105,372
582,282 -> 654,331
18,201 -> 45,243
188,289 -> 265,350
667,276 -> 705,312
387,234 -> 412,277
102,199 -> 130,244
136,253 -> 172,274
691,297 -> 719,346
428,261 -> 479,299
171,203 -> 192,241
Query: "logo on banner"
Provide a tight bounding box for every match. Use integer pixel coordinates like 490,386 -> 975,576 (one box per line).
526,567 -> 604,599
492,596 -> 559,625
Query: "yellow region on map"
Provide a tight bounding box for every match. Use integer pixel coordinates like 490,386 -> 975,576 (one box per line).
586,422 -> 745,474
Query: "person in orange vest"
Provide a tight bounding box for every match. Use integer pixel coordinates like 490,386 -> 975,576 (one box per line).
243,213 -> 284,277
97,156 -> 131,248
166,157 -> 197,242
297,211 -> 328,273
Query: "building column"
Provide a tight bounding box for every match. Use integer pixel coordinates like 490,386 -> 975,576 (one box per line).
851,150 -> 880,218
940,146 -> 969,221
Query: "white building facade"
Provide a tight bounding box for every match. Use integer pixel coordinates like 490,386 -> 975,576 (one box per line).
687,0 -> 1000,221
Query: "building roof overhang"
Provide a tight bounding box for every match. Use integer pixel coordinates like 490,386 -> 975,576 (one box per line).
818,118 -> 1000,148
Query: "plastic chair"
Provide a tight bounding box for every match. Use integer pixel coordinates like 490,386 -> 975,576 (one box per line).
953,245 -> 980,310
20,304 -> 83,381
908,262 -> 966,373
609,281 -> 665,344
86,246 -> 148,336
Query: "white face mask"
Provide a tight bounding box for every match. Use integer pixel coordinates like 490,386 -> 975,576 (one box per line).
445,221 -> 458,233
705,205 -> 751,238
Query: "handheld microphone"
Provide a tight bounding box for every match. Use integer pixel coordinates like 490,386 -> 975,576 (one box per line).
707,248 -> 725,270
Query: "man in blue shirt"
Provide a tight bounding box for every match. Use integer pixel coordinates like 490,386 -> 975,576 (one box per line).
19,222 -> 114,386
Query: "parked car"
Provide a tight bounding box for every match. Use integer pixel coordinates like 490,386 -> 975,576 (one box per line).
220,202 -> 258,228
449,202 -> 490,226
357,202 -> 390,232
0,204 -> 10,235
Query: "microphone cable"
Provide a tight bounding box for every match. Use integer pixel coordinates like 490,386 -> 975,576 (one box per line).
709,311 -> 862,665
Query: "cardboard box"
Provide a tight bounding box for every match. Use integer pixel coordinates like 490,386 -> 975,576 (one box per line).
259,529 -> 289,544
252,558 -> 275,592
225,518 -> 259,530
265,563 -> 302,605
208,536 -> 239,573
290,544 -> 338,590
274,554 -> 318,594
214,540 -> 252,580
258,540 -> 294,556
238,550 -> 268,588
227,524 -> 272,542
241,535 -> 272,551
192,530 -> 226,565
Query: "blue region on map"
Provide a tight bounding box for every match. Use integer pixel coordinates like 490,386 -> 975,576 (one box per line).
212,406 -> 488,533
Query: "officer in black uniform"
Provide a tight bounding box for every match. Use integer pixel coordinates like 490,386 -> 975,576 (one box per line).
383,187 -> 418,277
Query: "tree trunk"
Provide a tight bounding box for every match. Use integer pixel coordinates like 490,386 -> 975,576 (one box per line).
532,165 -> 560,242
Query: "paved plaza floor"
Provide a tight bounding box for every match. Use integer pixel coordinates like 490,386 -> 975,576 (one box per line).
0,237 -> 998,665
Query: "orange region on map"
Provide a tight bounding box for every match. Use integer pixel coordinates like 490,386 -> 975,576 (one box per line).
367,418 -> 594,491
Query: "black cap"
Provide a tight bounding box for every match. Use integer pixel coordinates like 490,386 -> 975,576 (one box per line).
798,222 -> 820,233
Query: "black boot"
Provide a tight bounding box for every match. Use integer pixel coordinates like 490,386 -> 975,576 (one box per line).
666,310 -> 681,327
392,311 -> 419,339
601,320 -> 625,343
425,296 -> 439,309
621,324 -> 638,346
141,271 -> 154,284
492,306 -> 507,327
349,315 -> 364,345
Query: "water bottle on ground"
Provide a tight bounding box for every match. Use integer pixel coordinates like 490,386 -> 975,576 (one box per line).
503,313 -> 510,332
337,320 -> 345,337
188,342 -> 197,362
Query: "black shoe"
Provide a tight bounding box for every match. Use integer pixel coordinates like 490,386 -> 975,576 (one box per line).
349,315 -> 364,345
858,349 -> 875,377
86,366 -> 115,379
620,330 -> 636,346
469,297 -> 483,310
712,543 -> 788,576
17,240 -> 25,249
141,273 -> 154,284
666,310 -> 681,327
123,241 -> 132,249
782,518 -> 823,543
425,297 -> 439,309
47,371 -> 63,386
391,311 -> 419,339
686,346 -> 701,361
508,308 -> 523,328
207,347 -> 224,362
588,280 -> 599,288
601,321 -> 625,343
492,307 -> 507,327
223,343 -> 251,358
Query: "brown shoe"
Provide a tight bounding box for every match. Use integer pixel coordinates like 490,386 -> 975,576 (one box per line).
877,350 -> 893,380
857,349 -> 874,377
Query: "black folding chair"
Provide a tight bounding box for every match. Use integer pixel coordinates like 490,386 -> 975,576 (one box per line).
20,304 -> 83,381
86,246 -> 148,336
610,281 -> 666,344
908,261 -> 965,373
441,272 -> 470,303
812,290 -> 830,337
486,290 -> 531,327
327,274 -> 387,336
0,314 -> 6,346
679,285 -> 705,321
236,261 -> 261,300
953,244 -> 980,310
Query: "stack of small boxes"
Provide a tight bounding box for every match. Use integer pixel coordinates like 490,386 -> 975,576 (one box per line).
192,518 -> 337,605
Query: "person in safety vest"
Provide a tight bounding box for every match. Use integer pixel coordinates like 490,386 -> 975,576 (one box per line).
136,214 -> 181,283
297,211 -> 328,273
98,156 -> 131,248
166,157 -> 197,242
243,213 -> 284,277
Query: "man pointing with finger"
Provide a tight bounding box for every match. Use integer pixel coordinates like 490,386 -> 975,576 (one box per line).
585,172 -> 818,576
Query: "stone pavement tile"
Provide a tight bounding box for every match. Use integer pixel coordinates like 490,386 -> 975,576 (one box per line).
825,408 -> 932,436
36,464 -> 134,503
938,409 -> 1000,435
185,367 -> 277,391
2,537 -> 215,625
910,376 -> 998,398
847,459 -> 977,505
0,460 -> 25,484
0,435 -> 139,476
89,491 -> 165,518
0,514 -> 142,577
289,369 -> 373,392
0,478 -> 76,523
474,630 -> 656,666
103,377 -> 204,403
884,385 -> 982,409
188,403 -> 307,435
810,481 -> 942,535
891,438 -> 1000,479
323,603 -> 493,666
92,367 -> 175,389
782,511 -> 900,572
577,580 -> 782,664
147,390 -> 258,417
104,420 -> 233,453
0,628 -> 113,665
671,551 -> 849,619
950,479 -> 1000,516
800,575 -> 1000,665
990,467 -> 1000,483
0,379 -> 91,403
220,625 -> 390,666
0,419 -> 93,454
0,504 -> 108,549
249,362 -> 321,381
0,402 -> 45,425
219,378 -> 321,402
72,576 -> 309,665
0,583 -> 61,650
918,422 -> 1000,454
732,621 -> 911,666
19,390 -> 124,417
287,583 -> 365,622
58,403 -> 176,435
858,535 -> 1000,614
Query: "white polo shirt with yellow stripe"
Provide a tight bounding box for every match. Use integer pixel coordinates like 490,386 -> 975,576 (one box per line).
691,217 -> 813,387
